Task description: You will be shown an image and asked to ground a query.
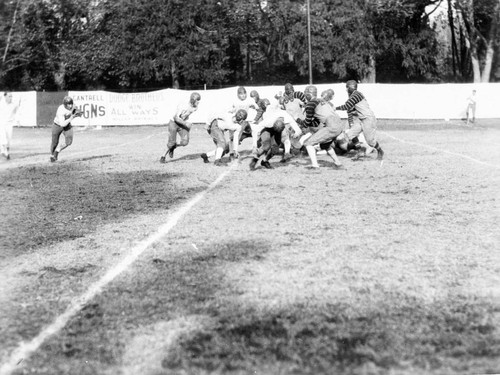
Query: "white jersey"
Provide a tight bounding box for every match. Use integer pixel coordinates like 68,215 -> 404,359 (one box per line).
174,100 -> 197,122
53,104 -> 73,127
207,113 -> 241,132
254,108 -> 301,137
230,97 -> 257,121
282,98 -> 305,122
0,101 -> 19,127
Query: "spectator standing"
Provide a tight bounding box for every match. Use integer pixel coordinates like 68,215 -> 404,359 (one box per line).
0,91 -> 20,160
466,89 -> 477,125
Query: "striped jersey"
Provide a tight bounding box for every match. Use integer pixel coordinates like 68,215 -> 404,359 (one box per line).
303,98 -> 322,127
336,90 -> 374,120
253,98 -> 268,123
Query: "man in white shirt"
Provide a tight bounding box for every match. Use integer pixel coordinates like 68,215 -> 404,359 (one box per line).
0,91 -> 20,160
50,96 -> 82,162
466,89 -> 477,125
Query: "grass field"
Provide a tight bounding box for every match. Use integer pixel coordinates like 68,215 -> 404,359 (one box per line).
0,119 -> 499,375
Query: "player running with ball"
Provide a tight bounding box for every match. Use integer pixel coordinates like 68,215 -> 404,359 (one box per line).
335,80 -> 384,160
160,92 -> 201,163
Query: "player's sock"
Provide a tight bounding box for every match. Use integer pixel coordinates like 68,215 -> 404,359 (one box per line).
326,148 -> 342,166
305,145 -> 319,168
374,142 -> 384,160
215,147 -> 223,160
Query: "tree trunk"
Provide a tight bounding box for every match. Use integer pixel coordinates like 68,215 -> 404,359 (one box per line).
171,61 -> 179,89
447,0 -> 457,76
459,0 -> 482,82
362,55 -> 376,83
470,49 -> 481,83
481,41 -> 494,82
481,1 -> 499,82
2,0 -> 20,63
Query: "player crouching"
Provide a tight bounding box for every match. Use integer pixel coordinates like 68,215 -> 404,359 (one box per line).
200,109 -> 247,166
249,107 -> 302,170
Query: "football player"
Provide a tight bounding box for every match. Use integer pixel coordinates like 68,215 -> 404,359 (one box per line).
201,109 -> 247,166
160,92 -> 201,163
50,96 -> 81,162
335,80 -> 384,160
301,85 -> 344,169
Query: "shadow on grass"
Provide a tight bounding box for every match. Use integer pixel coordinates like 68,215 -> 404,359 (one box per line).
0,162 -> 202,259
170,293 -> 500,374
41,237 -> 500,375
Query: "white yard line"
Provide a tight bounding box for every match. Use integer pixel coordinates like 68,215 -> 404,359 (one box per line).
380,131 -> 500,170
0,162 -> 237,375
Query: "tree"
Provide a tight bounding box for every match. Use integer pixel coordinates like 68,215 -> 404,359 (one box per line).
455,0 -> 500,82
1,0 -> 481,89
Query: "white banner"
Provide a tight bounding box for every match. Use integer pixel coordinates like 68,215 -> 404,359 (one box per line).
7,83 -> 500,127
0,91 -> 37,127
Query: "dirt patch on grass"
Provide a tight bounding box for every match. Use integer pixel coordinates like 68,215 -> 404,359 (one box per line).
0,163 -> 200,259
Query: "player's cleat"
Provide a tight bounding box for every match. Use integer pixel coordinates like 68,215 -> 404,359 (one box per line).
280,153 -> 292,163
213,159 -> 228,167
249,157 -> 259,170
200,153 -> 209,163
261,161 -> 273,169
168,146 -> 176,158
351,149 -> 365,161
54,151 -> 59,161
159,156 -> 166,164
50,155 -> 56,162
376,148 -> 384,160
364,145 -> 374,155
307,164 -> 320,170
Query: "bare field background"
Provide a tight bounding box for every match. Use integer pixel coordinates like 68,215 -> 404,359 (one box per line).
0,119 -> 500,375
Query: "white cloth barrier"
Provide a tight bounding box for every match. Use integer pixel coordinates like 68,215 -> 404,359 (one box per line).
4,83 -> 499,127
0,91 -> 37,127
71,83 -> 500,125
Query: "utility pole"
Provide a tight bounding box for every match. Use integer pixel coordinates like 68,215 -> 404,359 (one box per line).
306,0 -> 313,84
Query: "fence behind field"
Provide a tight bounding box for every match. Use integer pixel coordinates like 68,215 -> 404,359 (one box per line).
2,83 -> 499,127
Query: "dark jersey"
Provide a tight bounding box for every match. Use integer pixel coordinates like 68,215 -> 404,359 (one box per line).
336,90 -> 374,120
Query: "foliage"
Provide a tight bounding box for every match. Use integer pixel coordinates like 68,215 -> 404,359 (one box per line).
0,0 -> 498,89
